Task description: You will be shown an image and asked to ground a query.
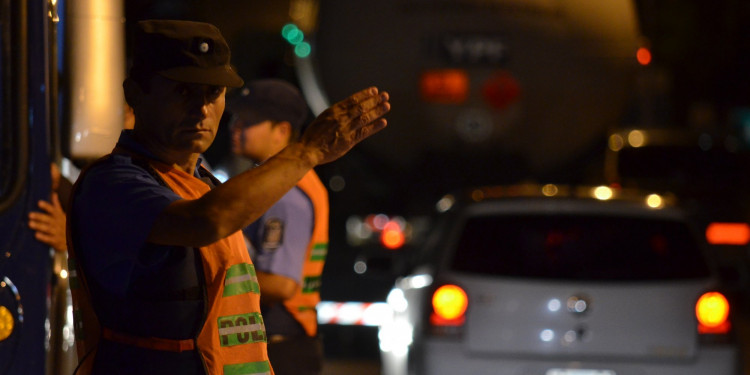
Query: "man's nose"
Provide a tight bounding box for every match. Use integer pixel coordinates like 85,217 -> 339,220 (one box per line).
188,93 -> 210,118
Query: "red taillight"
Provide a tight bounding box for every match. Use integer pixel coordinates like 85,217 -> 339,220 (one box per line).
705,222 -> 750,245
696,292 -> 730,334
636,47 -> 652,66
430,284 -> 468,326
380,221 -> 405,250
481,71 -> 521,110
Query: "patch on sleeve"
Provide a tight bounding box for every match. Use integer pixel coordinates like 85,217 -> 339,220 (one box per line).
261,218 -> 284,251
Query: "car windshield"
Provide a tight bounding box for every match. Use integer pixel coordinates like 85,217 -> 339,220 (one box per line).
450,214 -> 711,281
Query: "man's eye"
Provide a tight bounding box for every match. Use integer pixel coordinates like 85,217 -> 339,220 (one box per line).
209,86 -> 224,98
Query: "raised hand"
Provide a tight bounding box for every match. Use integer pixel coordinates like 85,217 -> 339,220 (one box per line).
300,87 -> 390,165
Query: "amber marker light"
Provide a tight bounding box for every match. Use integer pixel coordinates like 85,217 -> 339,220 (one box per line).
0,306 -> 13,341
419,69 -> 469,104
706,222 -> 750,245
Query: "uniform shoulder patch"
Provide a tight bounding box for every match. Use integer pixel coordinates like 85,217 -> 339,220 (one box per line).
261,218 -> 284,251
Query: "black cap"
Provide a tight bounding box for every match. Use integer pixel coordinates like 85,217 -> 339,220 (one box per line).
131,19 -> 244,88
227,79 -> 309,131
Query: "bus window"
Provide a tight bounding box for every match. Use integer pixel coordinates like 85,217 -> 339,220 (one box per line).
0,0 -> 29,213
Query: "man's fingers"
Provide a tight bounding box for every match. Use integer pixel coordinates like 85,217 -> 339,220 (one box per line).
343,91 -> 389,126
337,87 -> 379,110
352,95 -> 390,129
37,200 -> 54,214
354,118 -> 388,143
29,211 -> 54,226
50,192 -> 62,207
36,196 -> 65,219
29,215 -> 50,231
35,231 -> 53,243
359,92 -> 389,115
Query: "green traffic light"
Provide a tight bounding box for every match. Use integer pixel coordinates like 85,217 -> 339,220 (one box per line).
281,23 -> 304,45
295,42 -> 311,58
288,30 -> 304,45
281,23 -> 298,40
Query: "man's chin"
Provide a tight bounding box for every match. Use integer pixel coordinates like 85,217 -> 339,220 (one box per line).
178,141 -> 211,156
181,134 -> 215,153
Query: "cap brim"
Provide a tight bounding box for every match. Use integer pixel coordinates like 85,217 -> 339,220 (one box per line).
159,65 -> 244,88
231,109 -> 274,128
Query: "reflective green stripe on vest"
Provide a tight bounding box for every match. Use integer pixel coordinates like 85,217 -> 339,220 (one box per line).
302,275 -> 322,294
223,263 -> 260,297
310,243 -> 327,261
217,312 -> 266,347
224,360 -> 272,375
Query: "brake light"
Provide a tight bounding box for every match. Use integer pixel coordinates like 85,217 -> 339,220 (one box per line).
380,220 -> 405,250
696,292 -> 730,334
430,284 -> 468,326
481,71 -> 521,110
636,47 -> 652,66
706,222 -> 750,245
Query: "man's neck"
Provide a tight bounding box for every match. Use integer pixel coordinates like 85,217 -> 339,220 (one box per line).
172,154 -> 200,175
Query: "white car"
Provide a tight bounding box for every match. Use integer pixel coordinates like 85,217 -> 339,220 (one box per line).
376,185 -> 739,375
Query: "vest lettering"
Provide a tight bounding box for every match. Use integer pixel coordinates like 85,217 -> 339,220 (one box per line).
220,318 -> 234,346
235,317 -> 249,343
217,313 -> 267,347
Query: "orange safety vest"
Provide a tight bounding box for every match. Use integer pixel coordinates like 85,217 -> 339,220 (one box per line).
68,153 -> 274,375
281,170 -> 329,337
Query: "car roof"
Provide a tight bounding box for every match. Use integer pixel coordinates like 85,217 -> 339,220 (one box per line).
438,183 -> 681,218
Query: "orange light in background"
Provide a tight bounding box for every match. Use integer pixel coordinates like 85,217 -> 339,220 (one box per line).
696,292 -> 730,334
431,284 -> 468,325
636,47 -> 652,66
419,69 -> 469,104
380,221 -> 405,250
706,222 -> 750,245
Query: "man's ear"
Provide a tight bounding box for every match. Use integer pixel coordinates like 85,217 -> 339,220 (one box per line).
277,121 -> 292,136
123,78 -> 143,108
273,121 -> 292,139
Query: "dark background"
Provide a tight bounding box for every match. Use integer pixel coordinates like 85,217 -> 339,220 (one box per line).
123,0 -> 750,133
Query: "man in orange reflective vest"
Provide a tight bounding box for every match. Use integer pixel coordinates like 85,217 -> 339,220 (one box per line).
67,20 -> 389,375
227,79 -> 328,375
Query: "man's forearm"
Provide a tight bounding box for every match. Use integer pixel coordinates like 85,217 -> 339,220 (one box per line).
148,142 -> 317,246
257,271 -> 299,304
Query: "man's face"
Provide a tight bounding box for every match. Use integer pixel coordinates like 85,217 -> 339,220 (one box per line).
230,117 -> 280,164
134,75 -> 226,155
